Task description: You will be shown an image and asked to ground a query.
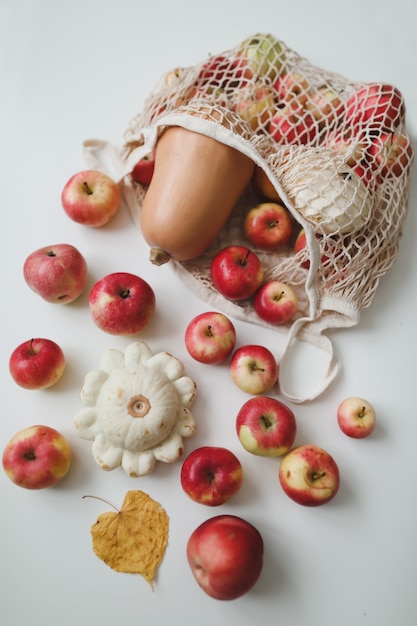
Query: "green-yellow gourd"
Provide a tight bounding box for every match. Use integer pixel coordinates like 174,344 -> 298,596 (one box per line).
140,124 -> 255,265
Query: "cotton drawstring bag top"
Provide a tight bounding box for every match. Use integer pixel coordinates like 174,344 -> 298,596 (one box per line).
84,33 -> 413,403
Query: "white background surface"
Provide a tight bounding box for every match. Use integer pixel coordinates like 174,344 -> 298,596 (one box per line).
1,1 -> 416,625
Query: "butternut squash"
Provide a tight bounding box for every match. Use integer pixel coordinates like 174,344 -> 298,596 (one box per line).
140,125 -> 255,265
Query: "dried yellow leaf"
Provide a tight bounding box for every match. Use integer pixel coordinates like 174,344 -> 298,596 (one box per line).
86,490 -> 169,587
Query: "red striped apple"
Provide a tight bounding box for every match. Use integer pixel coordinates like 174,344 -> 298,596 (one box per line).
197,54 -> 231,87
230,344 -> 278,395
23,243 -> 88,304
337,396 -> 376,438
185,312 -> 236,364
244,202 -> 293,250
273,71 -> 310,105
9,338 -> 65,390
254,280 -> 298,325
210,246 -> 264,301
306,85 -> 344,127
345,83 -> 405,132
268,101 -> 317,145
89,272 -> 155,335
180,446 -> 243,506
2,425 -> 71,490
322,129 -> 368,167
61,169 -> 121,227
236,396 -> 297,457
294,229 -> 343,271
232,84 -> 276,131
186,514 -> 264,600
294,228 -> 310,268
279,444 -> 340,506
366,132 -> 413,178
130,150 -> 156,185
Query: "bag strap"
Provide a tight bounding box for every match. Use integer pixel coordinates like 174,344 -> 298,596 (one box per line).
82,137 -> 153,228
83,138 -> 125,179
277,317 -> 338,403
277,301 -> 360,403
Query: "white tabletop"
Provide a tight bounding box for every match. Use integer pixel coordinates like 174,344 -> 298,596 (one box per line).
1,1 -> 416,625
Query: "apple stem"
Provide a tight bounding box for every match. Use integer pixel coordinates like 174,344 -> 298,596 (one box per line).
273,291 -> 286,303
207,325 -> 214,338
83,181 -> 94,195
28,338 -> 37,356
120,289 -> 131,299
260,414 -> 272,429
311,471 -> 326,481
240,248 -> 252,266
250,363 -> 265,373
82,494 -> 120,512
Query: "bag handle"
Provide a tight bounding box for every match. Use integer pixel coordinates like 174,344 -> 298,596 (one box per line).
278,299 -> 360,403
277,316 -> 339,403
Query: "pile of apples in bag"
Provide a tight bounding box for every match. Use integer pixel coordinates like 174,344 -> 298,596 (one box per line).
133,32 -> 412,188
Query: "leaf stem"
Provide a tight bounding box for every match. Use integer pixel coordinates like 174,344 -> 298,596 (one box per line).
82,494 -> 120,512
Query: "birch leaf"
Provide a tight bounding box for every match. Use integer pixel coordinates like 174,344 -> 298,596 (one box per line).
85,490 -> 169,587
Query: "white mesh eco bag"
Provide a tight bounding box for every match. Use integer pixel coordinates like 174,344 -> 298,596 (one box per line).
85,33 -> 413,403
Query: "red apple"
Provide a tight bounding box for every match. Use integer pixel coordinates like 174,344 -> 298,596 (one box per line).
322,129 -> 369,167
197,54 -> 231,87
293,229 -> 341,270
268,101 -> 317,145
366,132 -> 413,178
185,312 -> 236,365
254,280 -> 298,325
306,85 -> 344,127
9,338 -> 65,390
210,246 -> 264,301
186,514 -> 264,600
88,271 -> 155,335
23,243 -> 88,304
273,71 -> 310,105
243,202 -> 293,250
230,344 -> 278,395
251,166 -> 282,202
61,169 -> 121,227
2,425 -> 72,490
231,57 -> 255,85
351,161 -> 375,187
345,83 -> 405,132
232,84 -> 276,131
337,396 -> 376,439
279,444 -> 340,506
130,150 -> 156,185
236,396 -> 297,457
293,228 -> 310,269
180,446 -> 243,506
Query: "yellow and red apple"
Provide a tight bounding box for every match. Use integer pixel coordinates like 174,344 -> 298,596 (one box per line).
2,425 -> 72,490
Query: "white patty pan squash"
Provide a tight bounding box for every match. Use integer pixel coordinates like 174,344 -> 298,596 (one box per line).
281,148 -> 374,235
73,341 -> 197,477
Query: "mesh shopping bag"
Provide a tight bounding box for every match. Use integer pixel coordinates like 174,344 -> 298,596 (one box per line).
85,33 -> 413,402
